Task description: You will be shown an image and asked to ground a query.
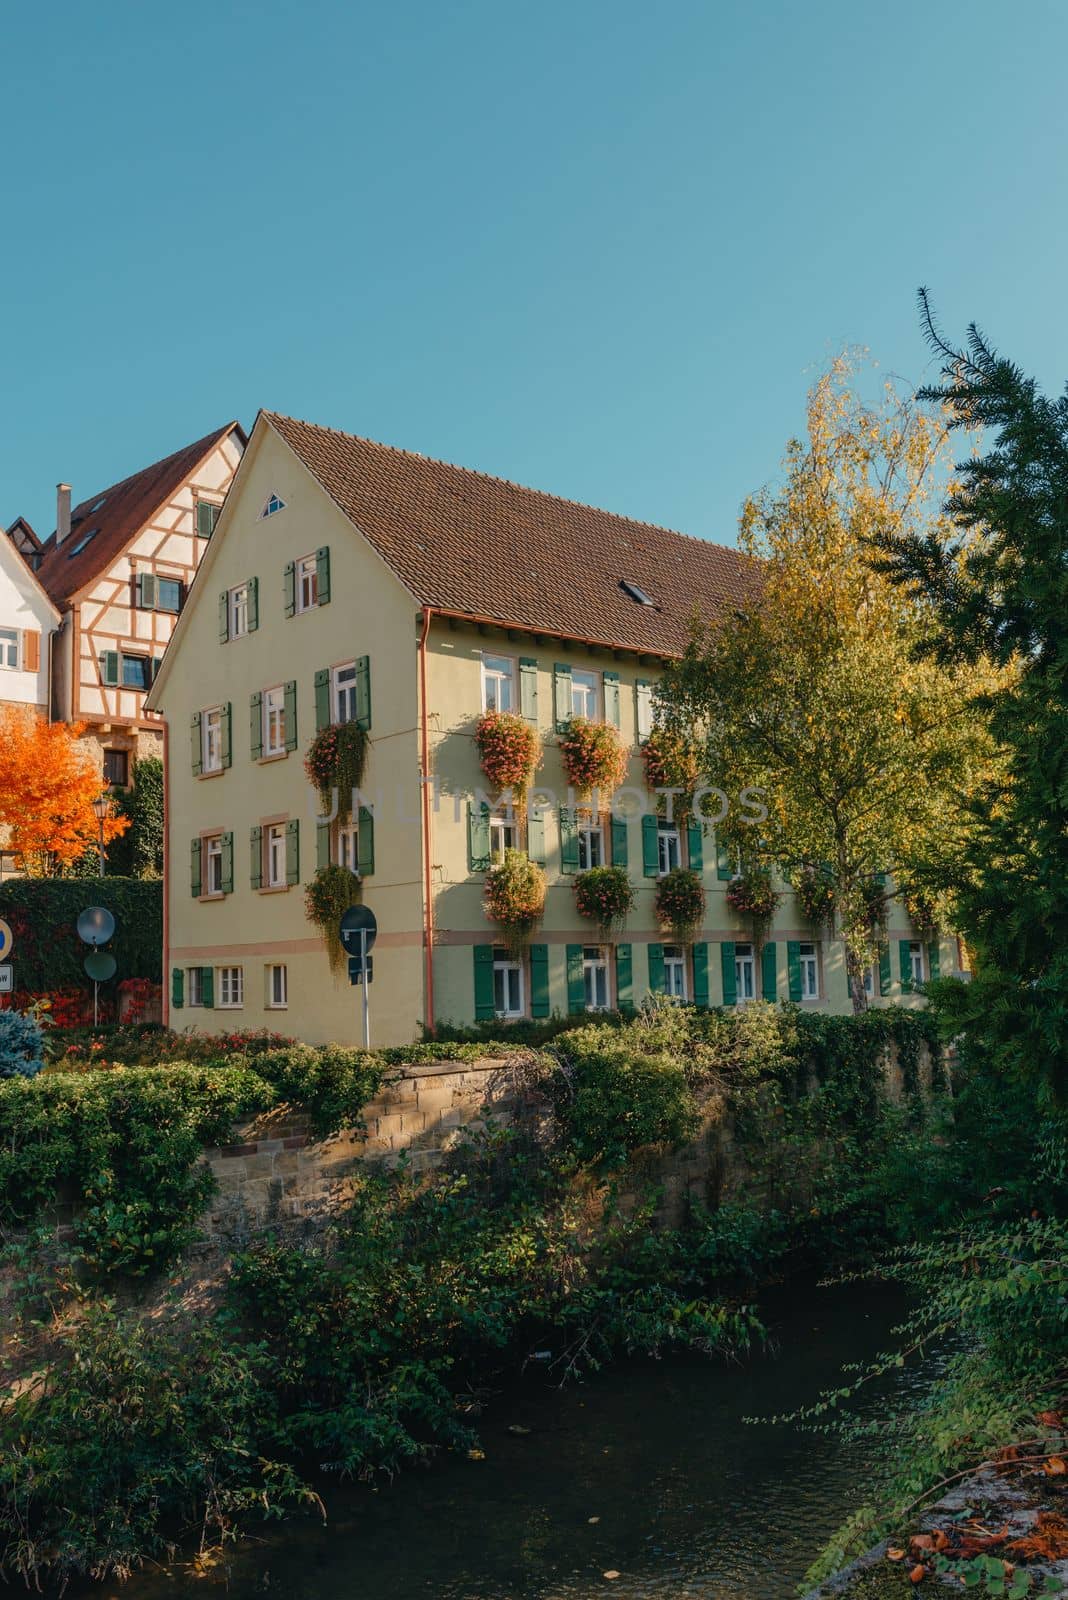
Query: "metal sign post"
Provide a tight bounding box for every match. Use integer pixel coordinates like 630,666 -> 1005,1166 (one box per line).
339,904 -> 377,1051
359,928 -> 370,1048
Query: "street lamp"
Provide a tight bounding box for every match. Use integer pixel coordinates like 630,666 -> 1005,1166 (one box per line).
91,792 -> 111,878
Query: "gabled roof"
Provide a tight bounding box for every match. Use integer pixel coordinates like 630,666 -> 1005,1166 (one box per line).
0,524 -> 61,624
264,413 -> 758,656
34,422 -> 245,607
4,516 -> 42,561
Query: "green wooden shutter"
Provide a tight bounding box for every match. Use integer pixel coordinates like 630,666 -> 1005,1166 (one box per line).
151,654 -> 164,683
604,670 -> 621,729
474,945 -> 495,1021
137,572 -> 157,610
190,838 -> 202,897
761,941 -> 778,1003
566,944 -> 585,1015
283,561 -> 296,618
284,681 -> 298,751
101,650 -> 119,686
249,825 -> 263,890
286,819 -> 300,885
615,943 -> 634,1011
171,967 -> 184,1009
316,546 -> 331,605
355,655 -> 372,730
899,939 -> 913,993
928,940 -> 940,981
519,657 -> 538,721
250,692 -> 262,760
247,576 -> 259,631
878,941 -> 892,996
468,802 -> 491,871
201,967 -> 214,1008
220,702 -> 232,769
720,941 -> 737,1007
693,942 -> 710,1007
219,591 -> 229,643
529,944 -> 550,1018
635,680 -> 652,742
647,942 -> 665,996
317,819 -> 331,869
610,816 -> 628,867
314,668 -> 331,732
715,835 -> 734,880
553,663 -> 572,732
197,499 -> 217,537
641,812 -> 660,876
559,807 -> 579,873
220,832 -> 234,895
787,941 -> 803,1002
357,806 -> 375,876
527,809 -> 546,865
191,711 -> 202,776
687,820 -> 704,872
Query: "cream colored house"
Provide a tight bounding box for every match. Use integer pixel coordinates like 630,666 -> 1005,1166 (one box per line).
147,412 -> 958,1046
22,424 -> 245,786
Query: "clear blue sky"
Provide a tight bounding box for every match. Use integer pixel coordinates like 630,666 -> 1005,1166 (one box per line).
3,0 -> 1066,545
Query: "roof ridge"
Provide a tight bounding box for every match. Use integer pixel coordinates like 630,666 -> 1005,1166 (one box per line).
264,411 -> 743,558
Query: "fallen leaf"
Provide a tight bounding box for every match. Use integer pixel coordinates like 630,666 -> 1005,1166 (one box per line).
603,1571 -> 621,1581
932,1529 -> 950,1552
887,1547 -> 906,1562
1044,1456 -> 1067,1475
910,1534 -> 935,1552
909,1563 -> 926,1584
1037,1411 -> 1063,1428
588,1516 -> 601,1524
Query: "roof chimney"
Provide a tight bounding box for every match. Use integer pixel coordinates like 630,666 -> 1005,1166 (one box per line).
56,484 -> 72,546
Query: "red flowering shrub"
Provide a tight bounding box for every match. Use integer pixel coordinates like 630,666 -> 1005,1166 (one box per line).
474,712 -> 541,795
304,721 -> 369,821
654,867 -> 705,943
0,989 -> 96,1028
726,866 -> 780,926
559,718 -> 628,797
574,866 -> 633,933
484,849 -> 546,953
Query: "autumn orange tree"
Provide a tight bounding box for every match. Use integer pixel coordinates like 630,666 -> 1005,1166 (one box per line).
0,711 -> 129,875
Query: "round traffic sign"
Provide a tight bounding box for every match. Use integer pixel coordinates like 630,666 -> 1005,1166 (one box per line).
0,918 -> 13,962
339,903 -> 377,953
77,906 -> 116,947
84,951 -> 117,982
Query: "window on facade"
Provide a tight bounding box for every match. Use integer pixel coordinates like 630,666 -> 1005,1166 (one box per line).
657,820 -> 681,875
864,964 -> 876,999
218,966 -> 244,1008
187,967 -> 205,1007
196,500 -> 221,538
635,683 -> 653,742
267,964 -> 288,1008
489,809 -> 518,862
909,940 -> 925,985
336,821 -> 360,873
493,948 -> 524,1019
261,493 -> 286,519
583,946 -> 610,1011
122,654 -> 151,690
482,653 -> 516,713
296,553 -> 319,613
571,668 -> 600,720
202,707 -> 223,774
799,941 -> 820,1000
577,808 -> 604,870
263,686 -> 286,755
103,749 -> 129,787
156,577 -> 182,613
0,628 -> 19,669
265,822 -> 286,888
735,942 -> 756,1003
204,835 -> 224,896
228,584 -> 249,639
663,945 -> 687,1000
333,661 -> 358,723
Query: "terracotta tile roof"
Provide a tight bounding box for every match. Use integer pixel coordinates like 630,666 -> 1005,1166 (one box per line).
34,423 -> 244,607
266,413 -> 758,656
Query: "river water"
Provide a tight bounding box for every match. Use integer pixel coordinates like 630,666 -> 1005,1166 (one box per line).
107,1276 -> 929,1600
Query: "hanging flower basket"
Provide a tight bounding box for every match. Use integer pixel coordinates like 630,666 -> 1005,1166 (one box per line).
903,887 -> 938,938
559,718 -> 628,798
726,864 -> 780,940
796,865 -> 836,927
305,864 -> 361,972
483,849 -> 546,955
862,875 -> 889,933
304,722 -> 369,823
474,711 -> 542,799
640,726 -> 702,817
574,865 -> 634,935
654,867 -> 705,945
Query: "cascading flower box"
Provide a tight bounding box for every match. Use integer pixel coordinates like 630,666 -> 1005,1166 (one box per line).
304,721 -> 369,822
795,865 -> 837,927
559,718 -> 628,798
305,864 -> 362,971
574,865 -> 633,936
483,849 -> 546,955
903,887 -> 938,937
654,867 -> 705,945
474,711 -> 541,799
726,865 -> 780,940
640,725 -> 702,816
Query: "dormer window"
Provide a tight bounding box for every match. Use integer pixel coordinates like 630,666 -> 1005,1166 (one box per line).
261,493 -> 286,519
621,579 -> 656,606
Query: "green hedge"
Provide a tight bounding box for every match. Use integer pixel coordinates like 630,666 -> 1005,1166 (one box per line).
0,878 -> 162,991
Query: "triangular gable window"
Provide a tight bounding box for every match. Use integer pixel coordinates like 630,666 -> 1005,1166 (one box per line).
260,493 -> 286,519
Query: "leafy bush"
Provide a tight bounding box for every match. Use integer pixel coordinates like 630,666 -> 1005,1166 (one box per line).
0,1010 -> 44,1078
552,1012 -> 699,1165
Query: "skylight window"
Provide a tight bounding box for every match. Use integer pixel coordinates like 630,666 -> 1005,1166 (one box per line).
620,579 -> 656,606
260,493 -> 286,519
89,496 -> 107,513
69,528 -> 99,556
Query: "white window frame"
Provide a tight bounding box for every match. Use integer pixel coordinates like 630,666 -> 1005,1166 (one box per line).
735,941 -> 756,1004
577,809 -> 604,870
202,706 -> 223,774
187,967 -> 206,1007
266,963 -> 288,1009
583,945 -> 611,1012
909,940 -> 925,986
218,966 -> 244,1009
265,822 -> 286,888
571,668 -> 600,720
296,553 -> 319,613
657,821 -> 681,875
799,941 -> 820,1001
336,820 -> 360,873
481,652 -> 516,714
489,809 -> 518,862
333,660 -> 358,724
864,964 -> 876,999
228,584 -> 249,639
0,628 -> 18,670
204,834 -> 223,897
263,685 -> 286,756
663,944 -> 687,1000
492,948 -> 524,1019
